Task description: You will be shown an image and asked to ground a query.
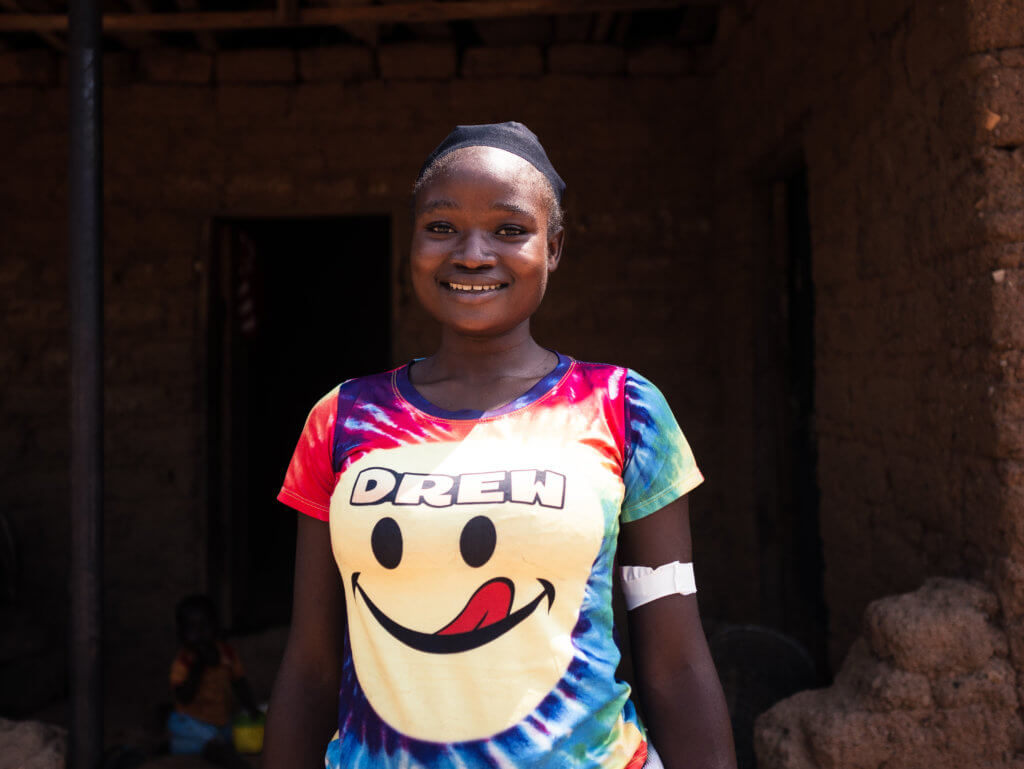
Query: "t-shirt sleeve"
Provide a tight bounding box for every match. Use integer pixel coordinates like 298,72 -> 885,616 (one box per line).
620,370 -> 704,523
277,387 -> 341,521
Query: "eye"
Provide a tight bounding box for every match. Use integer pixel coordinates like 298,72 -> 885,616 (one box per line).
371,517 -> 403,569
496,225 -> 526,237
426,221 -> 455,234
459,516 -> 496,568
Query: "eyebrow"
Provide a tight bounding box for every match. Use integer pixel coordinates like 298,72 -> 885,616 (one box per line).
491,202 -> 534,218
417,198 -> 460,214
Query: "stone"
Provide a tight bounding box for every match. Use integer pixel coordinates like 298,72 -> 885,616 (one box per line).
864,578 -> 1003,674
0,719 -> 66,769
757,579 -> 1024,769
932,658 -> 1019,708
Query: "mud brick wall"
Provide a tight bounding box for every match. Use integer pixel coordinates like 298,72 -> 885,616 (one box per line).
713,0 -> 1024,664
0,45 -> 720,675
3,0 -> 1023,705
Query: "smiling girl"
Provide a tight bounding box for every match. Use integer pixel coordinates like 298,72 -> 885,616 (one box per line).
264,123 -> 736,769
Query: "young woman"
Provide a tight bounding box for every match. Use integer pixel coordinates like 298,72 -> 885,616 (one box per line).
264,123 -> 736,769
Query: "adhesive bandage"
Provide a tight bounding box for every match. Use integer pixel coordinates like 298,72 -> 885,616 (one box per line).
619,561 -> 696,610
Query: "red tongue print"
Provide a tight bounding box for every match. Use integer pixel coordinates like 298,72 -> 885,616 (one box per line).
437,578 -> 513,636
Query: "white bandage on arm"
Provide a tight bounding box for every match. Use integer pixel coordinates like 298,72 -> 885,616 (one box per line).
619,561 -> 696,610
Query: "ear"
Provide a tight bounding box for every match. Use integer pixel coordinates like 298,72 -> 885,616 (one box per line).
547,227 -> 565,272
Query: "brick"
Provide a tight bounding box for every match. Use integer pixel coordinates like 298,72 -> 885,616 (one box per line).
548,44 -> 624,76
378,43 -> 456,80
461,46 -> 543,78
475,17 -> 552,46
978,67 -> 1024,145
966,0 -> 1024,52
626,46 -> 692,77
140,50 -> 213,84
0,51 -> 57,85
216,48 -> 296,83
299,46 -> 374,82
215,85 -> 292,122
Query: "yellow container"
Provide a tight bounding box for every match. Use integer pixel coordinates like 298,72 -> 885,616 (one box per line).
232,714 -> 265,754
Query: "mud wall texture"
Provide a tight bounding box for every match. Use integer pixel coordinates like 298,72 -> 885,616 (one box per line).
721,0 -> 1024,763
757,579 -> 1024,769
0,46 -> 719,680
712,0 -> 1024,664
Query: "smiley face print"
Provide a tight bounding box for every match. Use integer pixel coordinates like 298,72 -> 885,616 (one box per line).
330,438 -> 612,743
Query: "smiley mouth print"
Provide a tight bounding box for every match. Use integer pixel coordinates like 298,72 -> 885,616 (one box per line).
352,573 -> 555,654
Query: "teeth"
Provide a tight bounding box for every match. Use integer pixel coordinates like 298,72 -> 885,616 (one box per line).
447,282 -> 501,291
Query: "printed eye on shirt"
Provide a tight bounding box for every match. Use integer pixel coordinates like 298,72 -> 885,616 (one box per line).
332,439 -> 608,743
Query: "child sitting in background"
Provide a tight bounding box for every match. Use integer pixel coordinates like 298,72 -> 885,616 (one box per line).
168,594 -> 259,768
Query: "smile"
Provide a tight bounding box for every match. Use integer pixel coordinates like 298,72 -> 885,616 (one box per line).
351,573 -> 555,654
441,281 -> 508,293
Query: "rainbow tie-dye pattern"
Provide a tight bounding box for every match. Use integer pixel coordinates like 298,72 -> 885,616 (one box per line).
279,353 -> 702,769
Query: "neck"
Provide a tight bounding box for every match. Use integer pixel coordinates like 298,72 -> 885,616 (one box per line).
429,321 -> 549,379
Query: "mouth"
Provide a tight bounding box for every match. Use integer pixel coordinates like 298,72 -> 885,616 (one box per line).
440,280 -> 509,294
352,573 -> 554,654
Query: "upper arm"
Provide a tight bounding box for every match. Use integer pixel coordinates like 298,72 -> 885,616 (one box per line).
286,514 -> 345,676
618,496 -> 708,678
617,494 -> 692,567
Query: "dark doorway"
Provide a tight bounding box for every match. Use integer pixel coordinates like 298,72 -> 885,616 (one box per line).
206,217 -> 391,631
753,164 -> 828,675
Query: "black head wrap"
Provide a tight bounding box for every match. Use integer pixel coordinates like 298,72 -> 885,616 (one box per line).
417,121 -> 565,203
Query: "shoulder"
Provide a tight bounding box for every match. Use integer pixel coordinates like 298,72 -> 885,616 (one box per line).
622,369 -> 668,406
308,365 -> 407,423
562,358 -> 669,403
562,356 -> 630,393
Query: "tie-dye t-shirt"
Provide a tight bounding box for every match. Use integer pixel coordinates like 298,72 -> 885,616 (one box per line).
278,353 -> 703,769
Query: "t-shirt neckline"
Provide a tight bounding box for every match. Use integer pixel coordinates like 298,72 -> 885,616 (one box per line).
395,351 -> 573,421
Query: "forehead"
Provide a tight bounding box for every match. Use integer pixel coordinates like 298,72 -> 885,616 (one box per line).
415,146 -> 550,211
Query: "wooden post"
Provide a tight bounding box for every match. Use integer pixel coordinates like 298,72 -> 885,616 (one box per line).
67,0 -> 104,760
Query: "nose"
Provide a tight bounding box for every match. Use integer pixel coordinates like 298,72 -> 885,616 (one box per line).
452,229 -> 495,269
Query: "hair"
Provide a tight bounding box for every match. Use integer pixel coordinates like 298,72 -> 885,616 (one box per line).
412,150 -> 565,235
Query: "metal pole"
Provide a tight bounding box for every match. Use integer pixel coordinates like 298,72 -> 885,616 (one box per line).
68,0 -> 103,760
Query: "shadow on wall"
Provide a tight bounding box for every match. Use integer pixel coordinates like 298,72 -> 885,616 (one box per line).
707,622 -> 820,769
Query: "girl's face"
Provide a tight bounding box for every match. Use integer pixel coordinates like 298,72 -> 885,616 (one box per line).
410,147 -> 564,339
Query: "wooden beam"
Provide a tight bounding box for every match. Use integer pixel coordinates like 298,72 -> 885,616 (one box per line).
115,0 -> 164,49
0,0 -> 65,49
277,0 -> 299,23
173,0 -> 217,51
0,0 -> 706,32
